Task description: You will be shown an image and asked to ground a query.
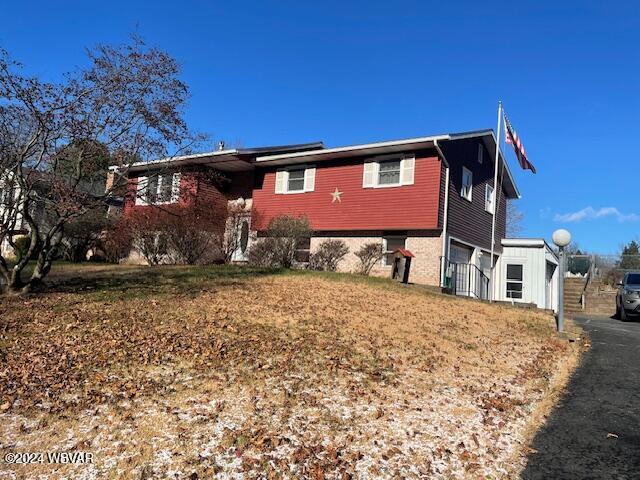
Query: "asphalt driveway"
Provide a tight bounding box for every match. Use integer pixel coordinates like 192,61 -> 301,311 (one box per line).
522,315 -> 640,479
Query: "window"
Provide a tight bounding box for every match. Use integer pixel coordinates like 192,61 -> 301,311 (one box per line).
378,160 -> 401,185
295,236 -> 311,263
275,166 -> 316,194
506,264 -> 523,299
363,155 -> 415,188
461,167 -> 473,201
136,172 -> 181,205
287,168 -> 305,192
485,185 -> 495,213
383,236 -> 406,266
478,144 -> 484,164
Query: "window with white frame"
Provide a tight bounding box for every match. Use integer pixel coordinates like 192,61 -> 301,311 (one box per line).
275,166 -> 316,194
383,235 -> 406,266
485,184 -> 495,213
506,264 -> 524,299
378,159 -> 401,185
363,155 -> 415,188
136,172 -> 181,205
461,167 -> 473,201
287,168 -> 305,192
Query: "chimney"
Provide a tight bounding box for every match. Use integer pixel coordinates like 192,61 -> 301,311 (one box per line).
218,140 -> 225,151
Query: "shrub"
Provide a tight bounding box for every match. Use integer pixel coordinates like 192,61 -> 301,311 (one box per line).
247,238 -> 279,268
309,240 -> 349,271
354,242 -> 384,275
12,235 -> 31,260
165,207 -> 225,265
61,210 -> 108,262
248,215 -> 311,268
127,212 -> 169,266
102,218 -> 133,263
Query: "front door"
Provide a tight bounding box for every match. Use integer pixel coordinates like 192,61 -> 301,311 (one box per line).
450,243 -> 473,296
231,216 -> 251,262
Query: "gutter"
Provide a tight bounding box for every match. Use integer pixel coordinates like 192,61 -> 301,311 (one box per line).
434,139 -> 450,287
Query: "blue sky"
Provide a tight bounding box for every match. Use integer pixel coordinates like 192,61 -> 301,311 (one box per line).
2,1 -> 638,253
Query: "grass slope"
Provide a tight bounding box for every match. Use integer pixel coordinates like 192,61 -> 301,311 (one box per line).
0,264 -> 580,479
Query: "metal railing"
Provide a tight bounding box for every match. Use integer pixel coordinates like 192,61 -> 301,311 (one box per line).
441,257 -> 490,300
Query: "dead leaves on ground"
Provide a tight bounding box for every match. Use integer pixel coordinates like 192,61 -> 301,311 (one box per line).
0,269 -> 575,478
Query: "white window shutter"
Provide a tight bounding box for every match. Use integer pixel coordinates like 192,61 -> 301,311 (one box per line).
136,176 -> 148,205
171,173 -> 181,203
363,162 -> 376,188
275,170 -> 286,194
400,156 -> 415,185
304,167 -> 316,192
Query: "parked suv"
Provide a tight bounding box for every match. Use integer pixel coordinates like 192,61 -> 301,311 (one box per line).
616,272 -> 640,321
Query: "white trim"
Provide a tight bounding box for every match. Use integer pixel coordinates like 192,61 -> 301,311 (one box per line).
256,135 -> 450,163
276,165 -> 316,194
505,262 -> 526,301
135,172 -> 181,205
485,184 -> 495,213
362,154 -> 415,189
461,166 -> 473,201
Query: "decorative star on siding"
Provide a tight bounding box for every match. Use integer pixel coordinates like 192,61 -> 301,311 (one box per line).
331,187 -> 343,203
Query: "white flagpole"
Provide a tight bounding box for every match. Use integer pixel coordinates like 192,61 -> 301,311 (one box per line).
489,101 -> 503,302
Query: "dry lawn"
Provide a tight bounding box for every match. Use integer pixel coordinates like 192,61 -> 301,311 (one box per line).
0,265 -> 581,479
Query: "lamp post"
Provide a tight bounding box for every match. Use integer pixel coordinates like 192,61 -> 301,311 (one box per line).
552,229 -> 572,332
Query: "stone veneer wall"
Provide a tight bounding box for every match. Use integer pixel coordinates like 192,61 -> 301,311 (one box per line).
310,233 -> 442,286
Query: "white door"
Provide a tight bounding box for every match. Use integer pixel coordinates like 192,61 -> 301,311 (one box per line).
545,262 -> 556,310
231,216 -> 251,262
450,243 -> 473,296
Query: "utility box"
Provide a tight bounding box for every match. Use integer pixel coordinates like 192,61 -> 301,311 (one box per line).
391,248 -> 415,284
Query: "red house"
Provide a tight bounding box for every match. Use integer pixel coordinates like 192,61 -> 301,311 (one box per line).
119,130 -> 519,293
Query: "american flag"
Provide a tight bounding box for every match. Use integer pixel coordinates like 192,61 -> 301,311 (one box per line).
504,113 -> 536,174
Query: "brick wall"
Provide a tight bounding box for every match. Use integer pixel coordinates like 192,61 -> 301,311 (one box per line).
309,232 -> 442,286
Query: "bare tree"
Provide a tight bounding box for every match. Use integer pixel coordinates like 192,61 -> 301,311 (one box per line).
506,200 -> 524,238
0,37 -> 198,294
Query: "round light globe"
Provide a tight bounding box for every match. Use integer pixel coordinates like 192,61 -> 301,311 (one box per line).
552,229 -> 572,248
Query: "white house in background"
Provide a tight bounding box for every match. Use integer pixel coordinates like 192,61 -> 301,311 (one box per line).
493,238 -> 559,312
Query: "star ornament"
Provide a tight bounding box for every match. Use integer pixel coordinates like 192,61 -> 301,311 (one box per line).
331,187 -> 343,203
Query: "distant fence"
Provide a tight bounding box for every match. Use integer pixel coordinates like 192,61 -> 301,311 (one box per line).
565,254 -> 640,286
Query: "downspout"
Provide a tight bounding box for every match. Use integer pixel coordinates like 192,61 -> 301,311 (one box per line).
434,139 -> 450,288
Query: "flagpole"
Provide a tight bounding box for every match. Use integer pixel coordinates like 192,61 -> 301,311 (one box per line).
489,101 -> 503,302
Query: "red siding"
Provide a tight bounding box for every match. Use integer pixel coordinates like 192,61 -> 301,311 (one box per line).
122,167 -> 234,217
252,153 -> 442,231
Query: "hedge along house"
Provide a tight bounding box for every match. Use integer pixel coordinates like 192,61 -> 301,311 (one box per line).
251,130 -> 519,290
117,130 -> 567,306
118,142 -> 325,262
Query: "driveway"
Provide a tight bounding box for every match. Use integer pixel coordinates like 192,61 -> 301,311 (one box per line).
522,315 -> 640,479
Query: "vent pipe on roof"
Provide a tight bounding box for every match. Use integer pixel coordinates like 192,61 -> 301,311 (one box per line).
218,141 -> 225,151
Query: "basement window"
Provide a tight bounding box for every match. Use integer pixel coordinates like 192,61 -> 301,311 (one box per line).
383,236 -> 406,266
295,236 -> 311,263
506,264 -> 523,299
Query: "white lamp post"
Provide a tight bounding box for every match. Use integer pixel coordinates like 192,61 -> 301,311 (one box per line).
552,229 -> 572,332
